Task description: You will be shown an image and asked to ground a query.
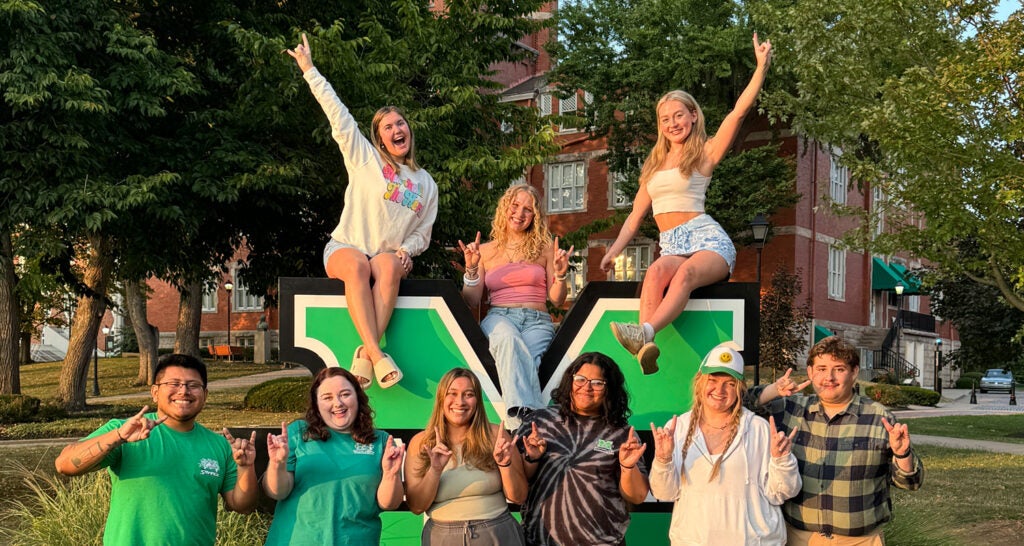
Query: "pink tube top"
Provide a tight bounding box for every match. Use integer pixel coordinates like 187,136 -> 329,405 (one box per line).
485,262 -> 547,306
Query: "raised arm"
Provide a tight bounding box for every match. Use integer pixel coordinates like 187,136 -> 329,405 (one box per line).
647,416 -> 680,501
601,185 -> 653,273
493,423 -> 528,504
377,435 -> 406,510
547,237 -> 572,306
702,33 -> 773,170
221,429 -> 259,514
617,426 -> 650,504
403,428 -> 453,515
54,406 -> 165,476
263,422 -> 294,500
459,233 -> 485,308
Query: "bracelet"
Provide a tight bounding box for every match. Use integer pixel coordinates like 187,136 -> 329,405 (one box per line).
496,461 -> 511,468
619,462 -> 635,470
893,448 -> 912,460
523,453 -> 545,464
553,273 -> 567,283
463,274 -> 480,287
115,429 -> 126,443
466,265 -> 479,275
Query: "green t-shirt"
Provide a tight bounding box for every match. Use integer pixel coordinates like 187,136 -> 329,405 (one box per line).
264,421 -> 387,545
85,415 -> 238,546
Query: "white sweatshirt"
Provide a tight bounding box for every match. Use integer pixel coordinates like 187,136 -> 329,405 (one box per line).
304,68 -> 438,257
649,408 -> 801,546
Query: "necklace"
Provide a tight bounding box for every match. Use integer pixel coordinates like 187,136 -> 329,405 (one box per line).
504,241 -> 525,263
701,419 -> 730,430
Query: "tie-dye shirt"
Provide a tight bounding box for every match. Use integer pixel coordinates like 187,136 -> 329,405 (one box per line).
519,407 -> 647,546
304,68 -> 438,258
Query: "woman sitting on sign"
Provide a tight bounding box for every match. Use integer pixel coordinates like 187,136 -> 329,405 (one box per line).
601,34 -> 773,375
404,368 -> 528,545
459,184 -> 572,427
518,352 -> 649,545
288,33 -> 439,389
649,341 -> 801,545
263,368 -> 405,544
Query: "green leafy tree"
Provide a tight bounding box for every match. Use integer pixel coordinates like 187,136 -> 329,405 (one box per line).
750,0 -> 1024,318
759,266 -> 813,380
547,0 -> 798,239
931,275 -> 1024,376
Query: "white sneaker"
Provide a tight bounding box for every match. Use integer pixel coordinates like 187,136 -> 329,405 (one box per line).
611,322 -> 645,356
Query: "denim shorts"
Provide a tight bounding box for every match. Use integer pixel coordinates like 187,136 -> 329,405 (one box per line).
322,238 -> 366,270
659,214 -> 736,273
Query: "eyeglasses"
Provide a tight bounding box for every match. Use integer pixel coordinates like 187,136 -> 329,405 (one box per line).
156,381 -> 205,392
572,374 -> 607,391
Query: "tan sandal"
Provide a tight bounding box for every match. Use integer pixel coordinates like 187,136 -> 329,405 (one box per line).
373,354 -> 403,389
350,346 -> 373,389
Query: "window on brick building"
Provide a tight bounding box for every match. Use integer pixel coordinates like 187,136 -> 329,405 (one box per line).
830,152 -> 848,205
565,249 -> 588,301
546,161 -> 586,212
827,245 -> 846,300
201,286 -> 217,313
612,244 -> 652,281
231,273 -> 264,311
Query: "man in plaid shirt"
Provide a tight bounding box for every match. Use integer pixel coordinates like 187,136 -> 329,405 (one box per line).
749,336 -> 923,545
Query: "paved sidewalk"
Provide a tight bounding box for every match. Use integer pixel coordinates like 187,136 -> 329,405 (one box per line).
87,367 -> 311,404
892,388 -> 1024,418
912,434 -> 1024,455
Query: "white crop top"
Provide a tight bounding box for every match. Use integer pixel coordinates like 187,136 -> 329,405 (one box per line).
646,168 -> 711,215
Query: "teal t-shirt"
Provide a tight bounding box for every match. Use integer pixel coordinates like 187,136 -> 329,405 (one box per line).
85,415 -> 238,546
264,421 -> 387,545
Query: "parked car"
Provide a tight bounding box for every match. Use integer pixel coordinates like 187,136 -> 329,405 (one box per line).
979,369 -> 1014,393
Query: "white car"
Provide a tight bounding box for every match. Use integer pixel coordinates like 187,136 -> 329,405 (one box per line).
979,369 -> 1014,393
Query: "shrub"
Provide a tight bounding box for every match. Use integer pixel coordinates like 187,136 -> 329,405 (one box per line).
864,384 -> 940,407
0,395 -> 42,423
243,377 -> 311,413
960,371 -> 983,382
954,377 -> 976,389
0,464 -> 270,546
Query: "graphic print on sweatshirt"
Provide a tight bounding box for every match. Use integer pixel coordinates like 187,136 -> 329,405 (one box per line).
381,163 -> 425,215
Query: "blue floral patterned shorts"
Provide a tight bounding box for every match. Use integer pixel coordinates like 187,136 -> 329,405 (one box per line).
659,214 -> 736,273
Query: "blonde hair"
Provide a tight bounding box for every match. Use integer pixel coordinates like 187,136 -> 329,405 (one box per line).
490,184 -> 551,263
415,368 -> 496,477
371,106 -> 420,173
679,372 -> 746,483
638,90 -> 708,186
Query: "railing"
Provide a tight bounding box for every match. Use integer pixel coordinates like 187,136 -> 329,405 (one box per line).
898,310 -> 935,333
872,348 -> 920,383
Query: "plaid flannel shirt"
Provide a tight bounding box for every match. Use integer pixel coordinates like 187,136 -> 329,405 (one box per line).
748,389 -> 924,537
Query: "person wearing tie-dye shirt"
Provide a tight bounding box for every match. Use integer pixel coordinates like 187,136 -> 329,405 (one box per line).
517,352 -> 649,545
287,33 -> 438,391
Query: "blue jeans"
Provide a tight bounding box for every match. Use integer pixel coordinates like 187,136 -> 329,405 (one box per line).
481,307 -> 554,415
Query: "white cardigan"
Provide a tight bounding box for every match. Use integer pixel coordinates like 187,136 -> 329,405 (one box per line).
649,408 -> 801,546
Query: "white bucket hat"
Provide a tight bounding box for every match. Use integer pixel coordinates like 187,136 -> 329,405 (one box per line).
698,341 -> 744,380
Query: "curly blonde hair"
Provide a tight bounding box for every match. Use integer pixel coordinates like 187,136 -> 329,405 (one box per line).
490,184 -> 551,263
638,90 -> 708,186
414,368 -> 496,477
679,372 -> 746,483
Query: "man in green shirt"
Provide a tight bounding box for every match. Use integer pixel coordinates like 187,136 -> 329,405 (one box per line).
55,354 -> 259,545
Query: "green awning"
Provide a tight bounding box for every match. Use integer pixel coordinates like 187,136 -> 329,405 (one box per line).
871,257 -> 903,291
888,263 -> 923,294
814,325 -> 834,343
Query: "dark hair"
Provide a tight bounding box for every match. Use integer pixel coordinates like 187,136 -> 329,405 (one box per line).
551,352 -> 631,427
154,354 -> 208,387
806,336 -> 860,369
303,368 -> 376,445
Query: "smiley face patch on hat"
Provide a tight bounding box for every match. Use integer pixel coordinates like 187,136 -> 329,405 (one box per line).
699,341 -> 744,380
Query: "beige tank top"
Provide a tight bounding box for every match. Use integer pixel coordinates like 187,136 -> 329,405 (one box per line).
427,450 -> 508,522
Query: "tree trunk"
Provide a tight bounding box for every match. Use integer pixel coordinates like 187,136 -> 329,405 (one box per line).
0,231 -> 21,394
19,332 -> 32,366
174,280 -> 203,359
57,233 -> 113,410
125,278 -> 159,386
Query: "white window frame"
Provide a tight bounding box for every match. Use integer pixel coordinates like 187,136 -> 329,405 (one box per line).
909,294 -> 920,313
546,161 -> 586,213
201,285 -> 217,313
869,292 -> 877,327
231,272 -> 264,312
538,93 -> 552,117
873,186 -> 885,237
609,157 -> 636,209
558,92 -> 579,134
612,244 -> 652,282
827,245 -> 846,300
830,152 -> 848,205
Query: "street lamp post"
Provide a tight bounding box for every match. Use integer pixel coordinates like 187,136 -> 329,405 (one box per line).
224,281 -> 234,347
749,213 -> 770,387
934,338 -> 943,395
894,282 -> 905,383
93,325 -> 109,397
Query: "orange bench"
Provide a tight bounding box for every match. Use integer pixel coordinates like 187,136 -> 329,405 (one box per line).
208,343 -> 245,361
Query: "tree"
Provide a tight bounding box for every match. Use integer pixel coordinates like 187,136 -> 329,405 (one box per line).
931,275 -> 1024,376
547,0 -> 799,239
1,0 -> 200,408
750,0 -> 1024,317
759,267 -> 813,380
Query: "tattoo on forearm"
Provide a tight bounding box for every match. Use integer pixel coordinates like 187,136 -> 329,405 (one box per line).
71,439 -> 117,469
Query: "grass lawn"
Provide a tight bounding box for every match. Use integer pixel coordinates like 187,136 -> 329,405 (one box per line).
902,414 -> 1024,444
19,357 -> 283,399
0,386 -> 303,441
